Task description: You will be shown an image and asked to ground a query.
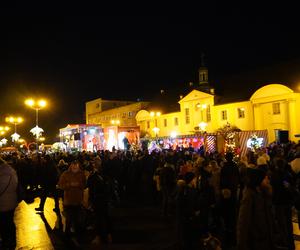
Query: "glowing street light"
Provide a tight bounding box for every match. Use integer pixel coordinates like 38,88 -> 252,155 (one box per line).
0,126 -> 10,147
111,120 -> 120,125
0,126 -> 10,133
25,98 -> 47,151
170,131 -> 177,138
39,136 -> 45,142
152,127 -> 160,142
5,116 -> 23,143
199,122 -> 207,132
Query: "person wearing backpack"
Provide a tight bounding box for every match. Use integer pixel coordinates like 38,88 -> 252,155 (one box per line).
87,157 -> 112,246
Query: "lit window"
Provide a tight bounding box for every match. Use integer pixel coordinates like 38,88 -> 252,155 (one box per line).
237,108 -> 245,118
185,108 -> 190,124
273,103 -> 280,115
174,117 -> 179,126
221,110 -> 227,120
164,119 -> 167,127
128,111 -> 134,117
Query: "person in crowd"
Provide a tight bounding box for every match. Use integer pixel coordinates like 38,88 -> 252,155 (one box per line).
237,168 -> 275,250
35,154 -> 60,212
57,159 -> 68,176
257,154 -> 269,172
202,234 -> 222,250
209,160 -> 221,203
220,152 -> 240,248
58,160 -> 86,242
87,156 -> 112,246
197,162 -> 216,235
290,145 -> 300,174
176,171 -> 201,250
237,156 -> 248,202
159,157 -> 176,217
0,157 -> 18,250
270,158 -> 296,250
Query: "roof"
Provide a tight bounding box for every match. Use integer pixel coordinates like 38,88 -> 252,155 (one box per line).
250,84 -> 294,100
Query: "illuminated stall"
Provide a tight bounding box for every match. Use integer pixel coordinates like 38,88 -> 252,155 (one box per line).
60,124 -> 104,152
103,126 -> 140,151
216,129 -> 268,156
236,130 -> 268,156
150,133 -> 217,153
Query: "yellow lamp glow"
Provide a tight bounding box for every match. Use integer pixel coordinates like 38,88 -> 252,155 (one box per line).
38,100 -> 46,108
170,131 -> 177,138
25,99 -> 34,107
199,122 -> 207,131
25,98 -> 47,109
152,127 -> 160,134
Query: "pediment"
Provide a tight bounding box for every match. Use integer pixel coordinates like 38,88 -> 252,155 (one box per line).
178,89 -> 214,103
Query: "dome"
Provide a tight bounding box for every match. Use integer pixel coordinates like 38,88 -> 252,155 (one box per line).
135,110 -> 150,121
250,84 -> 294,101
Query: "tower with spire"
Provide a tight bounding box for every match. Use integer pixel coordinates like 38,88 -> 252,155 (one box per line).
198,53 -> 214,94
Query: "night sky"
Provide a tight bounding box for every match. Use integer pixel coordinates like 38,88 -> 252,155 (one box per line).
0,7 -> 299,143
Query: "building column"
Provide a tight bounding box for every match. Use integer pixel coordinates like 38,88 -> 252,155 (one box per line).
253,103 -> 263,130
288,99 -> 297,141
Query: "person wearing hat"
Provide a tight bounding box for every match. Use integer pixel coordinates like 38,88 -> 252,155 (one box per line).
237,168 -> 275,250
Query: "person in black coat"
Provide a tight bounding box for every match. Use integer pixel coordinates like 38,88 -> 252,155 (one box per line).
159,157 -> 176,217
176,172 -> 201,250
270,158 -> 296,250
87,157 -> 112,246
237,168 -> 275,250
35,155 -> 60,212
219,152 -> 240,248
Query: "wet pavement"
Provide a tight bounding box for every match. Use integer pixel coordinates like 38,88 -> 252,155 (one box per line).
12,197 -> 177,250
9,196 -> 300,250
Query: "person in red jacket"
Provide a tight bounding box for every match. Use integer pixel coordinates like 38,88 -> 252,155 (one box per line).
58,160 -> 86,240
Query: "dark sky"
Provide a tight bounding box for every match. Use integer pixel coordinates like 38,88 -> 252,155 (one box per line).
0,6 -> 300,143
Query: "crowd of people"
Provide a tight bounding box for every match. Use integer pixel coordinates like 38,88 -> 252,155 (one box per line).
0,141 -> 300,250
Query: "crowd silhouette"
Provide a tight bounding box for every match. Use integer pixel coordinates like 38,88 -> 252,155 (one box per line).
1,141 -> 300,249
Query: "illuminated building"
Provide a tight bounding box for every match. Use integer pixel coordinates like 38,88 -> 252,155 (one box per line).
136,68 -> 300,144
86,98 -> 150,127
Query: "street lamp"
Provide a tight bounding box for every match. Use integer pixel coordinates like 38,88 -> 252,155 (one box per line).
150,111 -> 161,142
25,98 -> 47,151
152,127 -> 160,142
111,120 -> 120,125
5,116 -> 23,143
0,126 -> 10,147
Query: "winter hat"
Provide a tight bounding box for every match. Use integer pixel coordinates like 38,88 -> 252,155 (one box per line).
246,168 -> 266,188
184,172 -> 195,184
